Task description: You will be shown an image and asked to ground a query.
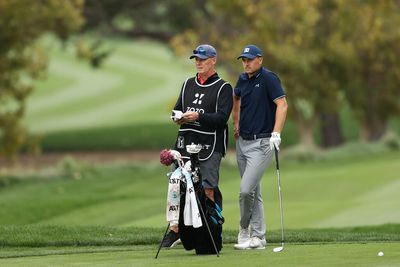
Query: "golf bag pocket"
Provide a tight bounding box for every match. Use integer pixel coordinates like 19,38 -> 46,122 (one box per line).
206,198 -> 224,226
178,186 -> 223,254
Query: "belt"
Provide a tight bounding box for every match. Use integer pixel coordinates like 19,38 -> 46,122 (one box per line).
240,133 -> 271,140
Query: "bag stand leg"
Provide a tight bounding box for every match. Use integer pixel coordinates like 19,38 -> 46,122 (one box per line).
155,223 -> 170,259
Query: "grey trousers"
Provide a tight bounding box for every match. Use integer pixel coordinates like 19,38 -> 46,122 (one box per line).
236,136 -> 274,238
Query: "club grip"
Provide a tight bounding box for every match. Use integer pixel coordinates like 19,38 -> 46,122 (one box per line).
274,147 -> 279,170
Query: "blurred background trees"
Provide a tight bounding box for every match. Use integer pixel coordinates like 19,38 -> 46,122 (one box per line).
343,1 -> 400,142
0,0 -> 399,161
0,0 -> 84,161
82,0 -> 197,41
170,0 -> 400,148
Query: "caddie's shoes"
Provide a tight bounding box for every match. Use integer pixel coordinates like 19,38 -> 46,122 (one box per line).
161,230 -> 181,248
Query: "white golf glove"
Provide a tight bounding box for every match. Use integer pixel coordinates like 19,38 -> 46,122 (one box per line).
270,132 -> 281,151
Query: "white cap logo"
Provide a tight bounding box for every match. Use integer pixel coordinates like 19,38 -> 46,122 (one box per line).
244,48 -> 250,53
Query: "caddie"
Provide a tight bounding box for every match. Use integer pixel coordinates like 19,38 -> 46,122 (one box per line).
161,44 -> 233,248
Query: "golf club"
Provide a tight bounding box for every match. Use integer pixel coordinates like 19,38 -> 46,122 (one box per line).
273,147 -> 285,253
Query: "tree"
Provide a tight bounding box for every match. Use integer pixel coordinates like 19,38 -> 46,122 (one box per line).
82,0 -> 199,42
170,0 -> 340,148
171,0 -> 400,147
0,0 -> 84,162
344,1 -> 400,141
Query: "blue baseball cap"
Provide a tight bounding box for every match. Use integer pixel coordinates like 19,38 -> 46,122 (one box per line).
190,44 -> 217,59
237,45 -> 263,59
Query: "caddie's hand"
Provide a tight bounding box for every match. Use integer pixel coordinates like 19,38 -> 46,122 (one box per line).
270,132 -> 281,151
182,111 -> 199,122
233,122 -> 239,139
174,118 -> 185,125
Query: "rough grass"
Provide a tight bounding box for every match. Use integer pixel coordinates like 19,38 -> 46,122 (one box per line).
0,224 -> 399,248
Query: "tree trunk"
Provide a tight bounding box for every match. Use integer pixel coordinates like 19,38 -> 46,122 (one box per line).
292,105 -> 317,147
297,120 -> 316,147
360,117 -> 388,142
319,112 -> 344,148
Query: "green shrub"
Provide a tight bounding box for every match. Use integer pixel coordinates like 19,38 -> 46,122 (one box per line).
382,131 -> 400,151
40,123 -> 178,152
58,156 -> 98,180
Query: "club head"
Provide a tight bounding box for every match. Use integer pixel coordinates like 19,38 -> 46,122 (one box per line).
273,246 -> 284,252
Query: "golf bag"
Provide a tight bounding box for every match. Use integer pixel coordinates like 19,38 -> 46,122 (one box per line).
177,152 -> 224,254
159,147 -> 224,256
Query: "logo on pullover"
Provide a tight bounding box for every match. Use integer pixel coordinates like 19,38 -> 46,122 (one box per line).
192,93 -> 204,104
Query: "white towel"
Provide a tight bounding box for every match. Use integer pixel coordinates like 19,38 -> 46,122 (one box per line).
182,168 -> 202,228
183,183 -> 192,225
166,168 -> 181,223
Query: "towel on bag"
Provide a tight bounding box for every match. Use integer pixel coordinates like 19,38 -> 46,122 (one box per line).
166,168 -> 181,224
182,168 -> 202,228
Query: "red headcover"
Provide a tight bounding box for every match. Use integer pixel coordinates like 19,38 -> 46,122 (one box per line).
160,149 -> 175,166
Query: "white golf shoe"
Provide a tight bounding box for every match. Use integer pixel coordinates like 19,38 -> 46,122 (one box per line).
234,237 -> 266,250
237,227 -> 250,244
234,239 -> 250,250
249,237 -> 266,249
234,227 -> 250,250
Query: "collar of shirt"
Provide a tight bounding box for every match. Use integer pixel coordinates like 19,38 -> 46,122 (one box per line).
197,72 -> 218,85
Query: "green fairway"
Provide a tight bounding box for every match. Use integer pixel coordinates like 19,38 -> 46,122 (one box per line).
1,152 -> 400,230
25,36 -> 193,133
1,243 -> 399,267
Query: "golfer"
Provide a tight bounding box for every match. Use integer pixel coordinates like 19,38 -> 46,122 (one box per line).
161,44 -> 233,248
232,45 -> 288,250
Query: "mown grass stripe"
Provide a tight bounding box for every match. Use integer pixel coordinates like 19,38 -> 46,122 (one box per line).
26,38 -> 191,133
29,84 -> 178,133
0,224 -> 399,248
28,60 -> 123,116
315,179 -> 400,228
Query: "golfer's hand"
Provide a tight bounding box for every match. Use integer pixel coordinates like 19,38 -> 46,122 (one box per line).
233,122 -> 239,139
270,132 -> 281,151
182,111 -> 199,122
